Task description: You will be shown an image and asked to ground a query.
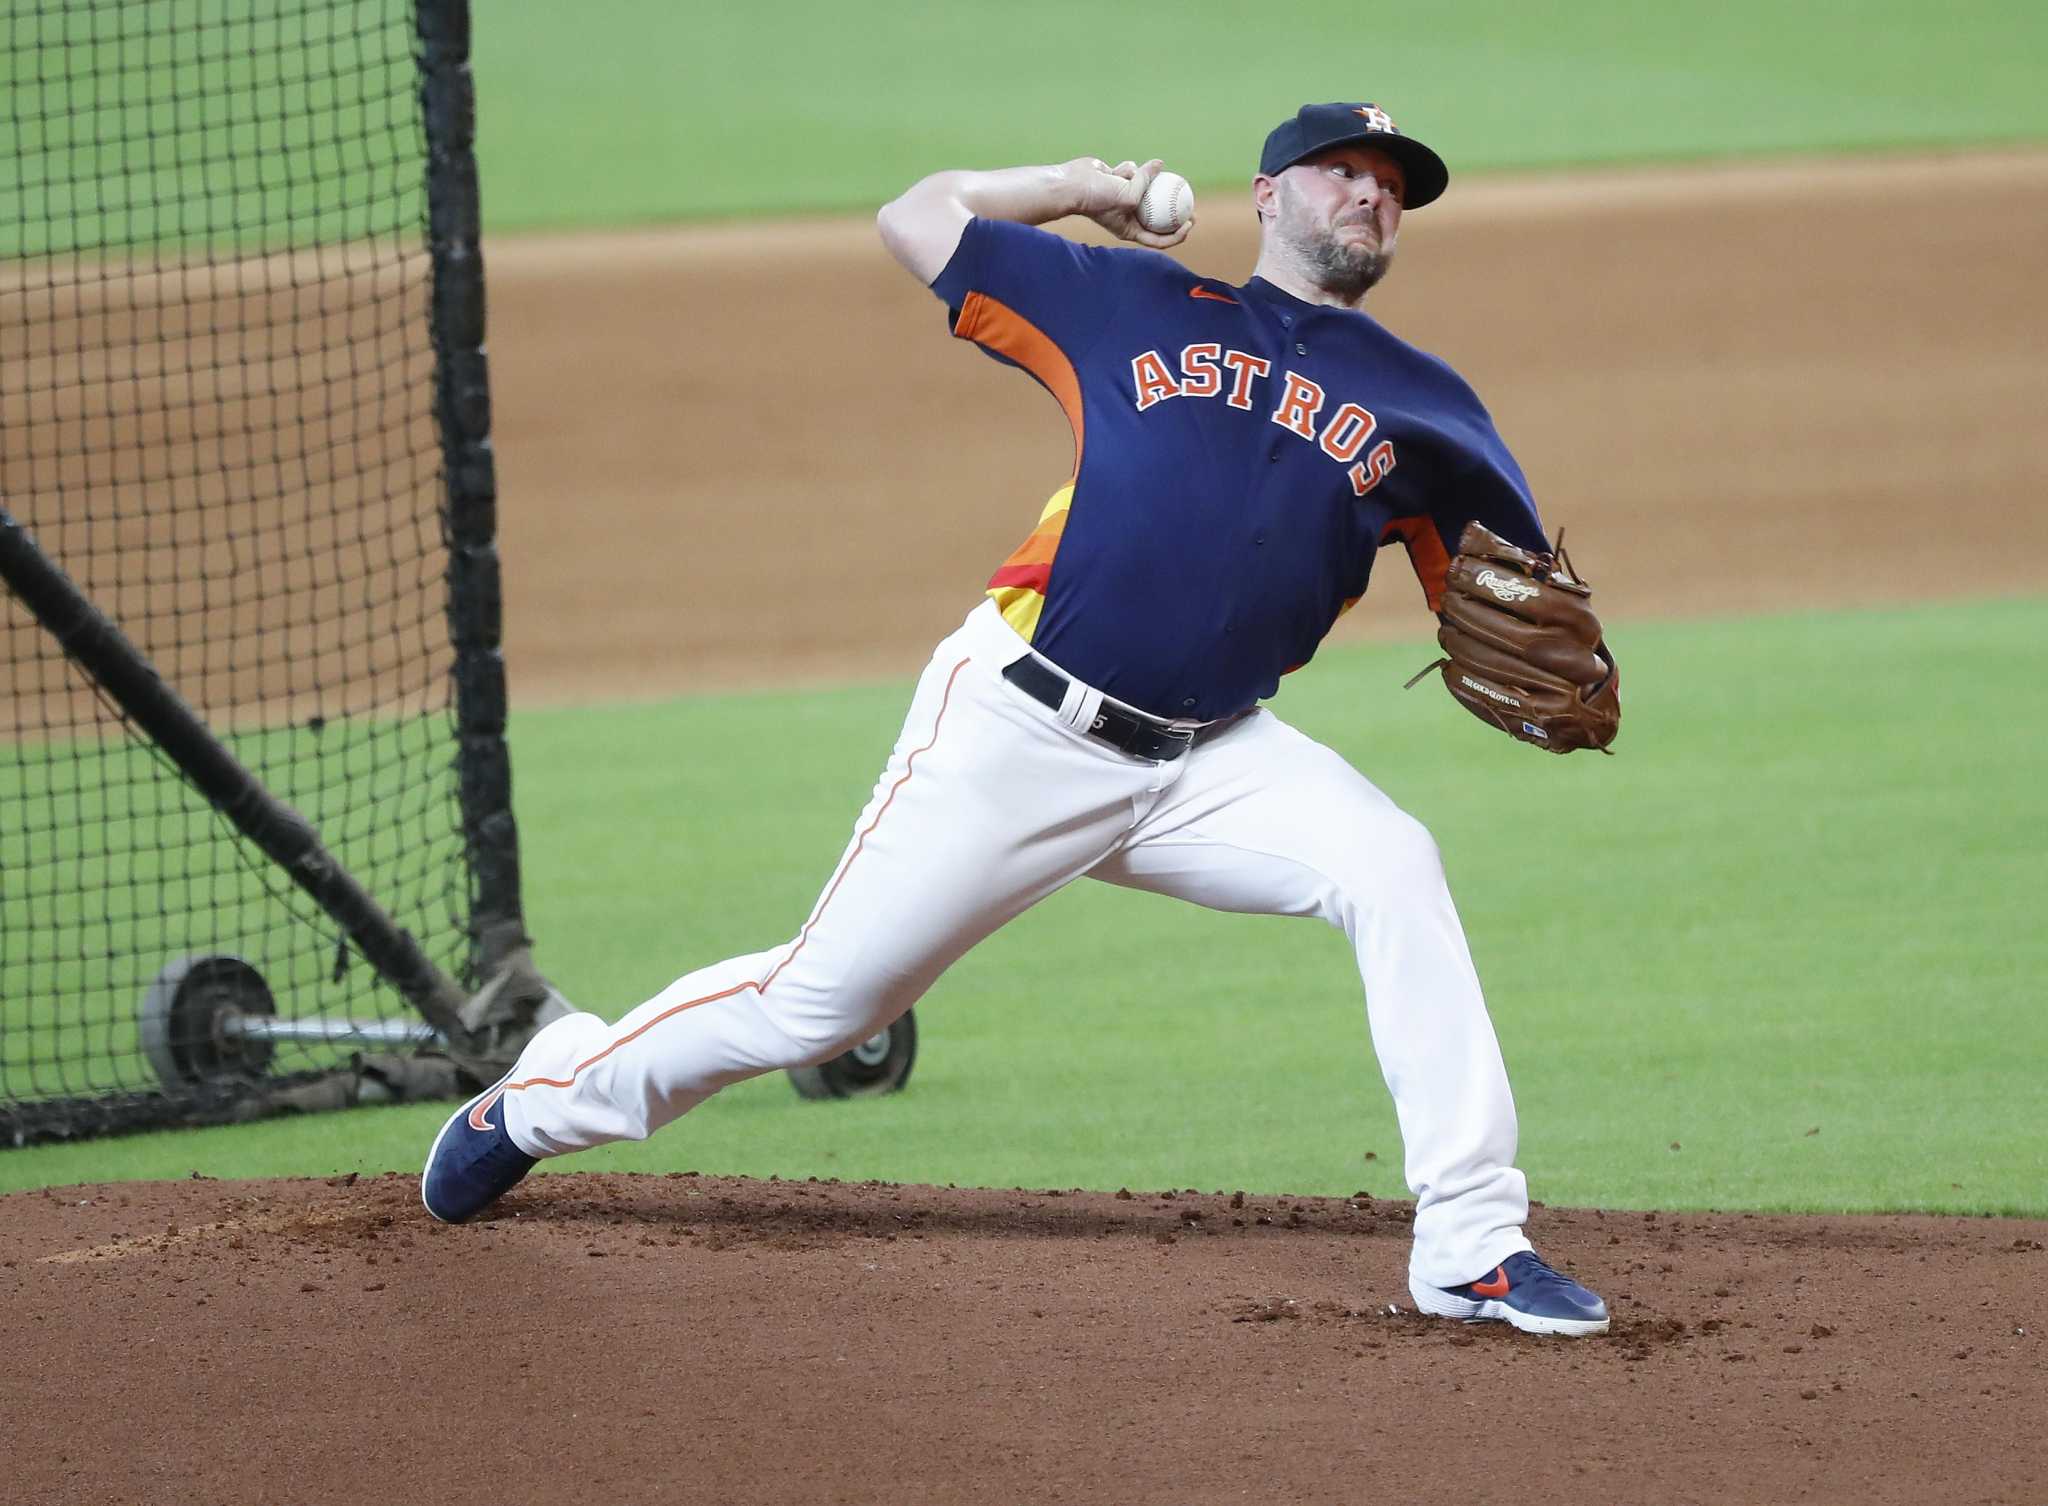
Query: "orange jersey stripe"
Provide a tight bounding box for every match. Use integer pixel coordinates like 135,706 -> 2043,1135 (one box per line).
1380,516 -> 1452,613
953,292 -> 1084,479
997,512 -> 1068,571
985,486 -> 1072,636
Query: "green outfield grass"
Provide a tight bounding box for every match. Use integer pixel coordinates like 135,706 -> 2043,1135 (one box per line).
8,597 -> 2043,1215
470,0 -> 2048,228
9,1 -> 2046,254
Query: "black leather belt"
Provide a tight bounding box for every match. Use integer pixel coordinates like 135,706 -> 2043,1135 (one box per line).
1002,655 -> 1204,762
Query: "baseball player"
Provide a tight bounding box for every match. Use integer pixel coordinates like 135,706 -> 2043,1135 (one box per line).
425,103 -> 1614,1337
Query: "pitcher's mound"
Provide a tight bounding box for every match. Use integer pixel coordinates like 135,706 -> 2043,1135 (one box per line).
6,1171 -> 2043,1503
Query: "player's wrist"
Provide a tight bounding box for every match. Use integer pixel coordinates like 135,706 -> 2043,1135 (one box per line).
1059,160 -> 1117,216
1017,161 -> 1104,223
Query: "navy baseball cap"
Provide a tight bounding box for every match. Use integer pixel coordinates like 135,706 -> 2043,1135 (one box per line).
1259,102 -> 1450,208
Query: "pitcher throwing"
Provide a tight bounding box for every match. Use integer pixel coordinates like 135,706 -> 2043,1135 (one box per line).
424,102 -> 1620,1337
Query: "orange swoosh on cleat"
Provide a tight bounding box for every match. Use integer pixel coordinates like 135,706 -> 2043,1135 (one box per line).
468,1086 -> 507,1132
1470,1266 -> 1511,1298
1188,286 -> 1238,304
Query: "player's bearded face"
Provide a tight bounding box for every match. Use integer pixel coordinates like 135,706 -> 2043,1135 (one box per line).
1272,173 -> 1397,299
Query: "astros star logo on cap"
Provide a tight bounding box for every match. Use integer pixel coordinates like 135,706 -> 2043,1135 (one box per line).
1260,101 -> 1449,206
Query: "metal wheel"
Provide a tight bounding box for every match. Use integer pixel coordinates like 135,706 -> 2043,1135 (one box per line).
785,1009 -> 917,1100
138,954 -> 277,1089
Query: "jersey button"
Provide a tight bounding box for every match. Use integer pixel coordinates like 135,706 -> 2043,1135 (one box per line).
1267,444 -> 1281,463
1254,531 -> 1267,545
1294,342 -> 1307,356
1182,698 -> 1198,710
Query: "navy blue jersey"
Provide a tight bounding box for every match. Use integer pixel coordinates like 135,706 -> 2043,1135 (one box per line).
930,216 -> 1546,721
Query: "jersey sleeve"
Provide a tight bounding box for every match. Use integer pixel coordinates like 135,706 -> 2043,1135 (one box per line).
1380,423 -> 1549,614
928,217 -> 1130,360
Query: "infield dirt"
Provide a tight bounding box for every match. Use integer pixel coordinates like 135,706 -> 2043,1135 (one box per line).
4,1174 -> 2044,1503
4,154 -> 2046,1505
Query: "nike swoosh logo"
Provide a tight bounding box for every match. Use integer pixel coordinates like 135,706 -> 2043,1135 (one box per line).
1471,1266 -> 1511,1299
1188,286 -> 1238,304
468,1085 -> 508,1132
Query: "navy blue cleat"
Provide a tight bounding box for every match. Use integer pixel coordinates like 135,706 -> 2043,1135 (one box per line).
1409,1249 -> 1610,1336
421,1075 -> 537,1223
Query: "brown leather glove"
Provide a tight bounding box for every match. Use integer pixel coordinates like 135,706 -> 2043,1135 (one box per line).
1409,522 -> 1620,753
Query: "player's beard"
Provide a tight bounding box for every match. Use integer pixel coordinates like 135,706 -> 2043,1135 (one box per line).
1273,185 -> 1396,301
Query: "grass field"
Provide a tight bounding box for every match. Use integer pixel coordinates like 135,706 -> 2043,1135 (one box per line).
6,3 -> 2043,1218
468,0 -> 2048,226
8,597 -> 2043,1212
7,1 -> 2046,252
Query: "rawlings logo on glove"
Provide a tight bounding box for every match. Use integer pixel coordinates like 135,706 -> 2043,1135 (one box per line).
1406,522 -> 1620,754
1474,568 -> 1540,604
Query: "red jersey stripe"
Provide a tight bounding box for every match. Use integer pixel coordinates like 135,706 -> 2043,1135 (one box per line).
988,560 -> 1053,593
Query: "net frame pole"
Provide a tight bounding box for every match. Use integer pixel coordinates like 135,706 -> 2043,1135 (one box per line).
0,507 -> 470,1039
417,0 -> 524,972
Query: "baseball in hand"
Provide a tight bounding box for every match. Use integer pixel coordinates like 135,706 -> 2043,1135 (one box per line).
1137,171 -> 1194,234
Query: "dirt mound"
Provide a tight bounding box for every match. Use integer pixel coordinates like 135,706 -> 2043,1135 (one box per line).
3,1171 -> 2042,1504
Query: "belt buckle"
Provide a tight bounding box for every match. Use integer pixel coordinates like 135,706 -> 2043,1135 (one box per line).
1142,717 -> 1197,760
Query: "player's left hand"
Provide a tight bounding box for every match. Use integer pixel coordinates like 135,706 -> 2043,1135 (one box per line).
1067,158 -> 1191,250
1408,522 -> 1621,754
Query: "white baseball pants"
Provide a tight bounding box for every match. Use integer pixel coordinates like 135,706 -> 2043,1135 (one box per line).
499,600 -> 1532,1287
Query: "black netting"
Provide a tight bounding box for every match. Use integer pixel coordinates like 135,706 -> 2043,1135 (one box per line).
1,0 -> 475,1143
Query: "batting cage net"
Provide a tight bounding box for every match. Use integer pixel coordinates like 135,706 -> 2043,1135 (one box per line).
0,0 -> 540,1144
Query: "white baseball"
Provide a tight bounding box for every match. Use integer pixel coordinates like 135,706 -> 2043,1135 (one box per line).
1137,170 -> 1194,234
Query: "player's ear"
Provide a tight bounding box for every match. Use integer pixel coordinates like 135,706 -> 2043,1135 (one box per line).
1252,173 -> 1278,225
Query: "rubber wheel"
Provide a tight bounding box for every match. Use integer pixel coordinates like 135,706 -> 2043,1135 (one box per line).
786,1009 -> 917,1099
138,954 -> 277,1089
